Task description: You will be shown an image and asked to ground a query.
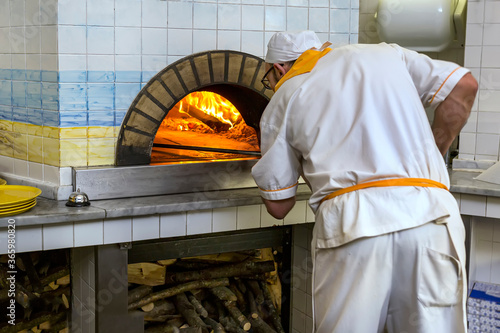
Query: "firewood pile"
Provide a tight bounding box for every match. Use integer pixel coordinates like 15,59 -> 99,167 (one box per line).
128,248 -> 285,333
0,250 -> 70,333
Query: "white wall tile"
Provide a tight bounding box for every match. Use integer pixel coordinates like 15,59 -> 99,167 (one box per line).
261,205 -> 283,227
194,3 -> 217,30
477,112 -> 500,134
478,90 -> 500,112
464,46 -> 482,68
58,0 -> 86,25
0,227 -> 7,255
58,26 -> 86,54
103,217 -> 132,244
168,29 -> 193,55
330,9 -> 350,33
87,0 -> 114,26
60,167 -> 73,186
458,132 -> 476,154
74,220 -> 104,247
493,220 -> 500,243
265,6 -> 286,31
142,0 -> 167,28
287,7 -> 308,31
9,0 -> 24,27
242,5 -> 264,31
475,240 -> 493,283
168,2 -> 193,29
193,30 -> 217,53
212,207 -> 237,232
474,217 -> 494,241
485,1 -> 500,24
15,225 -> 43,253
28,161 -> 43,181
132,215 -> 160,241
43,222 -> 74,250
115,0 -> 142,27
241,31 -> 264,57
142,28 -> 167,55
486,197 -> 500,219
460,194 -> 486,216
476,133 -> 500,155
237,204 -> 261,230
187,209 -> 212,235
87,27 -> 114,55
217,30 -> 240,51
40,26 -> 57,54
481,68 -> 500,91
115,27 -> 141,55
160,212 -> 187,238
491,242 -> 500,284
13,159 -> 28,177
483,24 -> 500,46
309,7 -> 329,32
284,200 -> 307,225
25,26 -> 41,54
482,46 -> 500,68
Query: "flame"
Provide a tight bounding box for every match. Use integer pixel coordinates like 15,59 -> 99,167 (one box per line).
179,92 -> 241,128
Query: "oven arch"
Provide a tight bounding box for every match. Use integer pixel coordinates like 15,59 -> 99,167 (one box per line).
116,50 -> 272,166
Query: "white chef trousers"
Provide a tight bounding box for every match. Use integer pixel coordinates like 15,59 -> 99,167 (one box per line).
312,222 -> 466,333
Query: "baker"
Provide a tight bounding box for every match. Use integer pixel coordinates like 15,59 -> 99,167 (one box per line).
251,30 -> 478,332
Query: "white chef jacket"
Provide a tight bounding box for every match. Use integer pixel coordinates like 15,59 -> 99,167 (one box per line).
251,43 -> 470,249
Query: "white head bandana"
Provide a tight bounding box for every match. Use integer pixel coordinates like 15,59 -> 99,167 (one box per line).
265,30 -> 323,64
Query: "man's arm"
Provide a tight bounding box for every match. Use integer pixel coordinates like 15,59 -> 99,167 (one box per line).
432,73 -> 478,155
262,197 -> 296,220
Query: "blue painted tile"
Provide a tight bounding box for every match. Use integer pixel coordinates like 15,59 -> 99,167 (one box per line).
115,83 -> 141,110
115,110 -> 127,127
87,83 -> 114,111
26,69 -> 41,81
115,71 -> 141,83
13,107 -> 28,123
26,81 -> 42,109
59,84 -> 87,111
88,71 -> 115,83
89,110 -> 114,127
59,70 -> 87,83
41,82 -> 59,111
43,110 -> 60,127
12,69 -> 26,81
0,69 -> 12,80
12,81 -> 26,107
41,71 -> 58,83
0,106 -> 13,121
0,80 -> 12,105
27,108 -> 43,126
60,110 -> 88,127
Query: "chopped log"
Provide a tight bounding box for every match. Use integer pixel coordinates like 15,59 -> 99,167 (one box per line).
128,262 -> 166,286
45,320 -> 68,333
142,303 -> 155,312
210,286 -> 237,302
19,253 -> 43,293
187,292 -> 208,318
234,279 -> 247,295
179,328 -> 202,333
145,323 -> 181,333
39,267 -> 70,287
246,290 -> 259,320
165,261 -> 275,284
219,316 -> 246,333
248,316 -> 277,333
55,275 -> 70,286
223,301 -> 251,332
157,259 -> 177,266
259,281 -> 284,333
228,283 -> 246,313
0,312 -> 66,333
143,299 -> 177,317
203,317 -> 226,333
128,285 -> 154,304
144,314 -> 183,323
245,280 -> 264,305
173,293 -> 210,333
128,278 -> 230,310
182,253 -> 252,264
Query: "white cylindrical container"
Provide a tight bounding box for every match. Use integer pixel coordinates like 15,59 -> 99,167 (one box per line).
375,0 -> 457,52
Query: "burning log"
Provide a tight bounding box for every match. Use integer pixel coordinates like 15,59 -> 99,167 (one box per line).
181,104 -> 232,132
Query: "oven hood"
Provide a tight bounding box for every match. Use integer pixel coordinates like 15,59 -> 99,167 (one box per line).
73,159 -> 258,200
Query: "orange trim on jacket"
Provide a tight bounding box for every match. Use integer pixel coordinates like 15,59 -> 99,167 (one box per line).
259,182 -> 299,193
429,67 -> 461,104
274,48 -> 332,91
320,178 -> 448,204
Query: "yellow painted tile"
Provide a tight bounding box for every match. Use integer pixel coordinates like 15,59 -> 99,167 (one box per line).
43,126 -> 60,139
13,133 -> 28,160
27,135 -> 43,163
26,124 -> 43,136
88,126 -> 115,138
0,130 -> 14,157
114,126 -> 122,138
0,120 -> 13,132
60,127 -> 88,139
13,121 -> 27,134
43,137 -> 60,166
88,137 -> 116,166
60,138 -> 88,167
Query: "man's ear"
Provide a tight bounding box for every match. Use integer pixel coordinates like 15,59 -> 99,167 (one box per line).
273,63 -> 288,79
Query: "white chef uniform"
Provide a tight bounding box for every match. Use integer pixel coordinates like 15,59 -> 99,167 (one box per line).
251,43 -> 470,333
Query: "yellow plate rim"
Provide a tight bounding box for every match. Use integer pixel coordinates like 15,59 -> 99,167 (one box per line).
0,186 -> 42,207
0,198 -> 36,210
0,179 -> 6,186
0,200 -> 37,217
0,199 -> 37,213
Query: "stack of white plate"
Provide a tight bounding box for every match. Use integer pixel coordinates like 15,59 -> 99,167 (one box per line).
0,185 -> 42,217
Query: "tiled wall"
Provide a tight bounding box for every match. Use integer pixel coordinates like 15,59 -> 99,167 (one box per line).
0,0 -> 360,186
459,0 -> 500,162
